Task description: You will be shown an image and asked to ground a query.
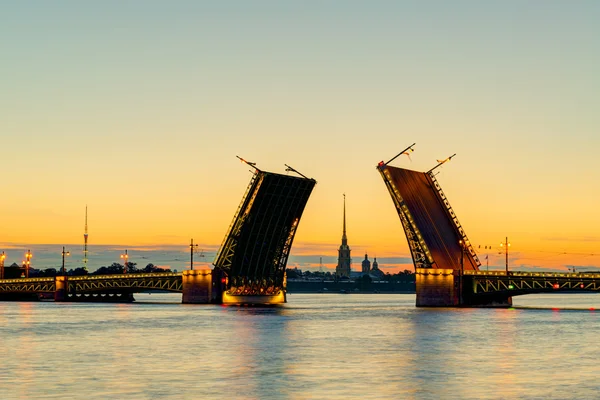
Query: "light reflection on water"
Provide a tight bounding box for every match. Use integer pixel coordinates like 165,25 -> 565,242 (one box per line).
1,293 -> 599,399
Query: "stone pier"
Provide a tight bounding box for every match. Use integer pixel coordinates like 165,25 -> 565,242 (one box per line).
54,276 -> 67,302
182,269 -> 213,304
416,268 -> 512,307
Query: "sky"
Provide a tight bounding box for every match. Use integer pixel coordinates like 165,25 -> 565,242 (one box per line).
1,1 -> 599,273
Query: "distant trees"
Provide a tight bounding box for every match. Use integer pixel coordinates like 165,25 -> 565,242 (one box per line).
2,262 -> 171,278
286,268 -> 302,279
91,262 -> 171,275
39,268 -> 58,277
94,263 -> 126,275
70,267 -> 88,276
286,268 -> 336,280
141,263 -> 171,273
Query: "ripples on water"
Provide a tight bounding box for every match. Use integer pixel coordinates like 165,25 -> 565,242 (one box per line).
1,293 -> 599,399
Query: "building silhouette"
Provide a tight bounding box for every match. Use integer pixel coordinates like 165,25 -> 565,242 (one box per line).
371,257 -> 385,280
361,253 -> 371,274
359,254 -> 386,280
335,195 -> 352,278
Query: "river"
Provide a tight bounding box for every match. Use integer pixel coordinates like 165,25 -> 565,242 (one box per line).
1,293 -> 599,399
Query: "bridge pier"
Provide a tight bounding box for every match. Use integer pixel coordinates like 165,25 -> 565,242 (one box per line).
182,269 -> 213,304
416,268 -> 511,307
54,276 -> 67,302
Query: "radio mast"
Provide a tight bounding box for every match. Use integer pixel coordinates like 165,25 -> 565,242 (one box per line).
83,205 -> 89,269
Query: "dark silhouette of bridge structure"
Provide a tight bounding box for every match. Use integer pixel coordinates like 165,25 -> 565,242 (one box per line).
377,146 -> 600,307
213,160 -> 316,304
0,160 -> 316,305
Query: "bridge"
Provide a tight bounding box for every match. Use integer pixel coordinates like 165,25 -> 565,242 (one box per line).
213,161 -> 316,304
0,272 -> 191,302
377,147 -> 600,307
0,161 -> 316,305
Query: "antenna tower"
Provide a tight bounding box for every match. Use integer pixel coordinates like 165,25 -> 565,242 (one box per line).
83,205 -> 89,269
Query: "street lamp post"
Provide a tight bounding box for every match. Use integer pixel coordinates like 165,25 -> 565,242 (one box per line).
61,246 -> 71,276
190,238 -> 198,270
500,237 -> 510,274
24,249 -> 32,278
120,250 -> 129,274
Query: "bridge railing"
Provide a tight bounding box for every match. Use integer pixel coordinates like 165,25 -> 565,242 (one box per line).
0,277 -> 55,284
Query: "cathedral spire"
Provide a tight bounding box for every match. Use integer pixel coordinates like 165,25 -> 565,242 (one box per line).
342,193 -> 347,245
336,193 -> 352,278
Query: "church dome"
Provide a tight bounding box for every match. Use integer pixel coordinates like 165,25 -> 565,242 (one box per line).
361,253 -> 371,273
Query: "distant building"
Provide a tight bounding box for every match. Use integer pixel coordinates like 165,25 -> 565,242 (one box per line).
359,255 -> 386,280
370,258 -> 385,280
361,253 -> 371,274
335,195 -> 352,278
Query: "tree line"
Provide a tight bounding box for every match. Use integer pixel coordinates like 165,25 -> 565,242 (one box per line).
2,262 -> 172,278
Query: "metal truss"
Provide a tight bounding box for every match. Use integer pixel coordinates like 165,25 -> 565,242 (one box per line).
467,271 -> 600,295
68,273 -> 183,293
0,277 -> 55,293
214,171 -> 264,272
428,172 -> 481,268
379,166 -> 433,269
277,217 -> 299,281
216,169 -> 316,296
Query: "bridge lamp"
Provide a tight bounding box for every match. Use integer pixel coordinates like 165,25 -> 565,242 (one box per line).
508,284 -> 514,289
500,238 -> 510,273
120,250 -> 129,274
61,247 -> 71,276
24,250 -> 32,278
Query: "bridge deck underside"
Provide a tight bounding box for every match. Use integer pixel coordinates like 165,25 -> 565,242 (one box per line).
214,171 -> 315,295
385,167 -> 478,271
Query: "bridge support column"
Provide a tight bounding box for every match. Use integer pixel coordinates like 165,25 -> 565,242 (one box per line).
54,276 -> 67,302
416,268 -> 459,306
182,269 -> 213,304
416,269 -> 512,307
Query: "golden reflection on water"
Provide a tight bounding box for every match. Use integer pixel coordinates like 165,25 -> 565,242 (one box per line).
485,308 -> 519,399
16,303 -> 35,400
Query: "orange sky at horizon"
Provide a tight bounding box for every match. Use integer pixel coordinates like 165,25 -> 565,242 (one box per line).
1,2 -> 599,273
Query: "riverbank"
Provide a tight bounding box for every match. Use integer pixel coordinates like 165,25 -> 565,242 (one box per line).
287,280 -> 415,293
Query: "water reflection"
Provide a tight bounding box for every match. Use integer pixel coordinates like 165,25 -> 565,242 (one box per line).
16,303 -> 35,400
0,294 -> 599,399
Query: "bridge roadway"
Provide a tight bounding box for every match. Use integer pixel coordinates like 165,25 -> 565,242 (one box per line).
418,268 -> 600,306
0,272 -> 212,302
3,269 -> 599,304
464,270 -> 600,296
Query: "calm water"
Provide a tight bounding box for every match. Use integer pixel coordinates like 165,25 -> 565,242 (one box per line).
1,294 -> 599,399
